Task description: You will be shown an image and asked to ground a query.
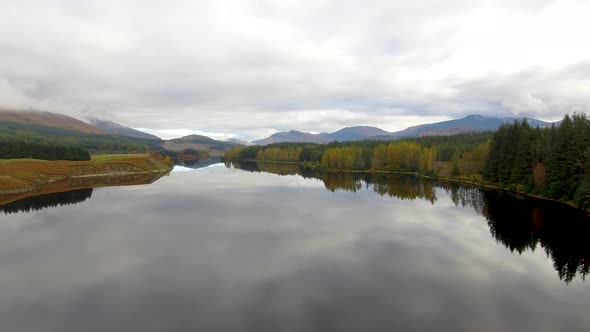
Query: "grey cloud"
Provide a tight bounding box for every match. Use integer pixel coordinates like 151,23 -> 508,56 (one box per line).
0,0 -> 588,139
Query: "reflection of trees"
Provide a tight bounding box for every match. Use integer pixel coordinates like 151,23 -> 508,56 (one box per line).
321,172 -> 365,193
227,161 -> 590,283
371,174 -> 437,203
481,191 -> 590,283
225,161 -> 302,176
0,189 -> 93,214
255,162 -> 301,176
440,183 -> 486,214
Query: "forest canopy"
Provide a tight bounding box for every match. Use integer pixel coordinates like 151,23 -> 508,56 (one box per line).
0,138 -> 91,161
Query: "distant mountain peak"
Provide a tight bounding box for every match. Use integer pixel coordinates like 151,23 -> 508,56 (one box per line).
174,134 -> 215,142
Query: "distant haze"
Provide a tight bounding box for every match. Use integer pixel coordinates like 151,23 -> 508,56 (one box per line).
0,1 -> 588,140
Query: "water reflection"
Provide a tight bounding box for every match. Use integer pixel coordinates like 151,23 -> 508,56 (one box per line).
227,160 -> 590,283
0,189 -> 93,214
1,162 -> 590,331
482,192 -> 590,283
177,157 -> 222,169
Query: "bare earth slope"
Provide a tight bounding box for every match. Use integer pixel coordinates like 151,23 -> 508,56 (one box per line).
0,110 -> 106,134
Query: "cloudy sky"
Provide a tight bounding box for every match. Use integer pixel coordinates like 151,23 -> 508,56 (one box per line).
1,0 -> 589,140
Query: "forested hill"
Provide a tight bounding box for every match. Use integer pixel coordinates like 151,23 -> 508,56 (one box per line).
0,121 -> 155,154
162,134 -> 243,157
226,113 -> 590,210
0,110 -> 163,154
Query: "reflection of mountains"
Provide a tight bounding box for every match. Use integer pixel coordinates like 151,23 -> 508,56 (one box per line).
0,172 -> 168,213
227,161 -> 590,284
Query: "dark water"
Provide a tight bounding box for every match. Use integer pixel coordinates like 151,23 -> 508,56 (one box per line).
1,161 -> 589,331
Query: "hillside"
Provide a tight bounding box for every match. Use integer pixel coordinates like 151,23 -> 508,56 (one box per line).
0,110 -> 240,159
383,114 -> 553,138
253,130 -> 325,145
89,118 -> 161,141
251,115 -> 555,144
0,110 -> 106,134
324,126 -> 391,141
0,121 -> 157,153
162,134 -> 243,157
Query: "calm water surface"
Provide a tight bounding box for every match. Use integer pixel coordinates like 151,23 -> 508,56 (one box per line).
1,161 -> 589,331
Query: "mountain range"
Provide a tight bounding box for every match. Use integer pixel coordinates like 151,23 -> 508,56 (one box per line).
0,110 -> 240,156
252,115 -> 556,144
1,110 -> 559,153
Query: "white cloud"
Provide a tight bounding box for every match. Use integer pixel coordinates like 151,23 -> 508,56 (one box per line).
0,0 -> 588,139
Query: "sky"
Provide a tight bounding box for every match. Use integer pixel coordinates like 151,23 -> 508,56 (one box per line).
0,0 -> 589,141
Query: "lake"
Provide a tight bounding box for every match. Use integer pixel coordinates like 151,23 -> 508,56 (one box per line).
1,161 -> 589,331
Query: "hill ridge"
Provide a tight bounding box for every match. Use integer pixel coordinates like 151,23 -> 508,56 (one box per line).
251,115 -> 555,145
0,110 -> 106,134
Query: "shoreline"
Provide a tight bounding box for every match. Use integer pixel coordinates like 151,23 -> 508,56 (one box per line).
0,170 -> 169,196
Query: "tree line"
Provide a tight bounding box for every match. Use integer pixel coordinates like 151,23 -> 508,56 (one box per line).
0,138 -> 91,160
225,132 -> 491,174
484,113 -> 590,208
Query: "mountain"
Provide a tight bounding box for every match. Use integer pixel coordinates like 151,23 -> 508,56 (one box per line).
251,115 -> 556,144
0,110 -> 106,134
162,134 -> 243,157
252,130 -> 325,145
323,126 -> 391,141
382,114 -> 553,139
0,119 -> 164,153
0,109 -> 171,154
89,118 -> 161,141
0,109 -> 243,157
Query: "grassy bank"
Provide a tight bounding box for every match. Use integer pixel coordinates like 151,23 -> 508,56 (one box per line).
0,153 -> 173,197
